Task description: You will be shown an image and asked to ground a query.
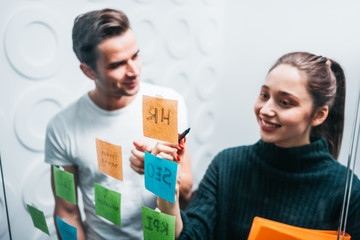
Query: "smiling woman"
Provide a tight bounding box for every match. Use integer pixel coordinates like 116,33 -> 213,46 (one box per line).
254,64 -> 317,148
155,52 -> 360,240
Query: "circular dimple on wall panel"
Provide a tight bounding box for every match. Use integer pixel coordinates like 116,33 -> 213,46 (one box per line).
165,12 -> 192,59
21,22 -> 56,66
196,16 -> 219,55
165,64 -> 192,98
132,14 -> 158,64
4,6 -> 65,79
141,67 -> 160,85
29,99 -> 62,139
193,105 -> 216,143
14,86 -> 68,152
22,161 -> 54,218
195,60 -> 218,100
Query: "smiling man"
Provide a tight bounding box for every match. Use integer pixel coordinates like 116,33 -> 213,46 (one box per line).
44,8 -> 192,240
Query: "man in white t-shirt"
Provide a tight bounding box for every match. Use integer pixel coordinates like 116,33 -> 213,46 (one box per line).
45,8 -> 193,240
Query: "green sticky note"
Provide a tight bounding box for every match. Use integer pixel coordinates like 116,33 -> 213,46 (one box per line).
27,204 -> 50,235
142,206 -> 175,240
53,166 -> 76,205
94,183 -> 121,226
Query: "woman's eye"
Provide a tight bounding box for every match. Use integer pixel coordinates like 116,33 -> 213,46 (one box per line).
260,93 -> 269,99
280,100 -> 291,106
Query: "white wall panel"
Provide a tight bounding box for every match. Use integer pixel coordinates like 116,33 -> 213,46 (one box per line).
0,0 -> 224,238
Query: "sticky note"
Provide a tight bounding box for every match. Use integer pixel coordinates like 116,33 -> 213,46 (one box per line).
143,95 -> 178,144
144,152 -> 178,203
94,183 -> 121,226
27,204 -> 49,235
96,138 -> 123,181
53,166 -> 76,204
142,206 -> 175,240
56,216 -> 77,240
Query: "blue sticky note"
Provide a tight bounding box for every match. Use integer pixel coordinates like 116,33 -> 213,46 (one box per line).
56,216 -> 77,240
144,152 -> 178,203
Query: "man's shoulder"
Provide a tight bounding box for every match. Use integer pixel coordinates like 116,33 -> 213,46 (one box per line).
48,94 -> 87,127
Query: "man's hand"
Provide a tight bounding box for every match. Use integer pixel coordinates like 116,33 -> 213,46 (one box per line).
129,140 -> 152,174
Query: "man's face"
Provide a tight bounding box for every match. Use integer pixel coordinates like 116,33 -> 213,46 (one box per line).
93,29 -> 141,98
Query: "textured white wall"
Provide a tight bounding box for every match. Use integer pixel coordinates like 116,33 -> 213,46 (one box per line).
0,0 -> 359,239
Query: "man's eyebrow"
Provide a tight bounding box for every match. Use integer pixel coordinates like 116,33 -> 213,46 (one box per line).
108,60 -> 126,68
107,50 -> 140,68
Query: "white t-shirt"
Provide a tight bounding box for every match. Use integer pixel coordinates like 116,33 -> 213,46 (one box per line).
45,82 -> 188,240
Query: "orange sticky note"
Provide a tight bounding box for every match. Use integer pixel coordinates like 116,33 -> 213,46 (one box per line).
143,95 -> 178,144
96,138 -> 123,181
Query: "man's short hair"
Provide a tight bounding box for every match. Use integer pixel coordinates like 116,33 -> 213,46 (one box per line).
72,8 -> 130,71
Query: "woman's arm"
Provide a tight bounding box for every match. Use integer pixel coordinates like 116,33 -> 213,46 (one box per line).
152,141 -> 219,239
129,139 -> 193,205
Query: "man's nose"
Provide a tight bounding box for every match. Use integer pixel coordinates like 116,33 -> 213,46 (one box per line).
126,60 -> 140,77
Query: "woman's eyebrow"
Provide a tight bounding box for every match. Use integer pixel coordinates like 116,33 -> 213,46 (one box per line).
278,91 -> 300,101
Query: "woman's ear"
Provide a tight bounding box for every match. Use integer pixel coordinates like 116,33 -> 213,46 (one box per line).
80,63 -> 97,80
311,105 -> 329,127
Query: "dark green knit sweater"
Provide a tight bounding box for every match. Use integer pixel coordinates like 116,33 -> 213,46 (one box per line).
179,137 -> 360,240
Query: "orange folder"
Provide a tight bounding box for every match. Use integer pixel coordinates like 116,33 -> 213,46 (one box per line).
248,217 -> 351,240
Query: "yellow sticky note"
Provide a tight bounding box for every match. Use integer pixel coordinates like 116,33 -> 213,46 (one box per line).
96,138 -> 123,181
142,95 -> 178,144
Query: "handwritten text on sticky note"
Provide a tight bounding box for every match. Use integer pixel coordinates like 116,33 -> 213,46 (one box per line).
143,95 -> 178,144
94,183 -> 121,226
96,138 -> 123,181
144,152 -> 178,203
53,166 -> 76,204
142,206 -> 175,240
27,204 -> 49,235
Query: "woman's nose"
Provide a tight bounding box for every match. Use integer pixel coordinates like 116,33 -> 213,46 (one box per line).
260,99 -> 276,117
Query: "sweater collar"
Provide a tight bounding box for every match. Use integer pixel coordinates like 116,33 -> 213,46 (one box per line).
255,136 -> 334,172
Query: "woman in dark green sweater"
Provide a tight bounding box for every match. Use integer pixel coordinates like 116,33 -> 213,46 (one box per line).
153,52 -> 360,239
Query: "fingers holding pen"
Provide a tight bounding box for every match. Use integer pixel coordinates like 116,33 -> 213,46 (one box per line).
151,141 -> 182,162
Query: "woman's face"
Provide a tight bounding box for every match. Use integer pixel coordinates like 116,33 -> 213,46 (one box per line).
254,64 -> 315,148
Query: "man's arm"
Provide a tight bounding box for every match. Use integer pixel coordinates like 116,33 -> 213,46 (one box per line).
51,165 -> 86,240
